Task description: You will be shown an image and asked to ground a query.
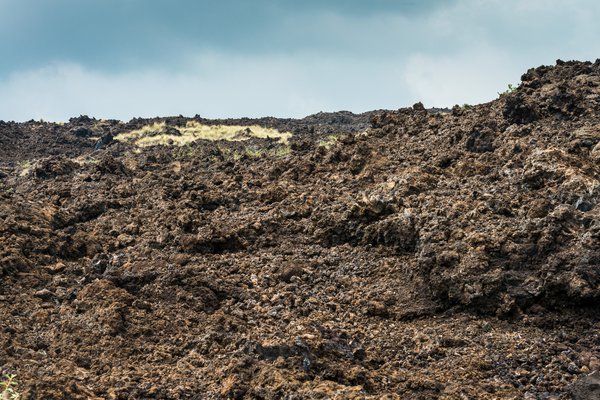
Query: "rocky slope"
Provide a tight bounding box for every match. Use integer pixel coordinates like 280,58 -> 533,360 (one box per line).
0,60 -> 599,399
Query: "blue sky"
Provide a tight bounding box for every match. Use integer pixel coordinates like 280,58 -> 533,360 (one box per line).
1,0 -> 599,121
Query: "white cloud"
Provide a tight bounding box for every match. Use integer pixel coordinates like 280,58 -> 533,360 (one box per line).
0,54 -> 414,122
2,0 -> 600,121
402,0 -> 600,107
404,46 -> 519,107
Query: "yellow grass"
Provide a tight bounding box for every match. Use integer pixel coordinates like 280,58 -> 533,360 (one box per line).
114,121 -> 292,147
318,134 -> 340,148
18,160 -> 32,177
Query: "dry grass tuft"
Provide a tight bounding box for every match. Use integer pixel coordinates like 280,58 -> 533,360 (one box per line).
115,121 -> 292,147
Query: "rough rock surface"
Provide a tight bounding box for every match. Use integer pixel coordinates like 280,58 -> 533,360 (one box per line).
0,60 -> 599,399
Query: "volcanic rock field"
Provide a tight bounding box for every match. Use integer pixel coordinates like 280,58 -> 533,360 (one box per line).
1,60 -> 600,399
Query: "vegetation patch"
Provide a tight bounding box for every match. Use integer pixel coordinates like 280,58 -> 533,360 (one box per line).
115,121 -> 292,147
17,160 -> 32,177
318,134 -> 341,148
0,373 -> 20,400
217,144 -> 292,161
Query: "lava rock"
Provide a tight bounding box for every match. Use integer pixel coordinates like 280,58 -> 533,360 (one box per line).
570,371 -> 600,400
70,127 -> 95,138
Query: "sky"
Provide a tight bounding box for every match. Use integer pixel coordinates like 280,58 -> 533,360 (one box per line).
1,0 -> 600,121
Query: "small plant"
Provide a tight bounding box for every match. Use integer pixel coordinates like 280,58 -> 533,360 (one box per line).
0,373 -> 20,400
498,83 -> 518,96
274,145 -> 291,157
317,134 -> 340,149
17,160 -> 32,177
172,143 -> 195,160
244,145 -> 264,158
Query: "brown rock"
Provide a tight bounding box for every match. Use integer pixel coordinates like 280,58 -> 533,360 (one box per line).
278,264 -> 304,283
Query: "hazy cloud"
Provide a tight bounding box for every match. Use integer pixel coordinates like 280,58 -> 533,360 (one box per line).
1,0 -> 599,121
404,46 -> 517,106
0,53 -> 410,121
